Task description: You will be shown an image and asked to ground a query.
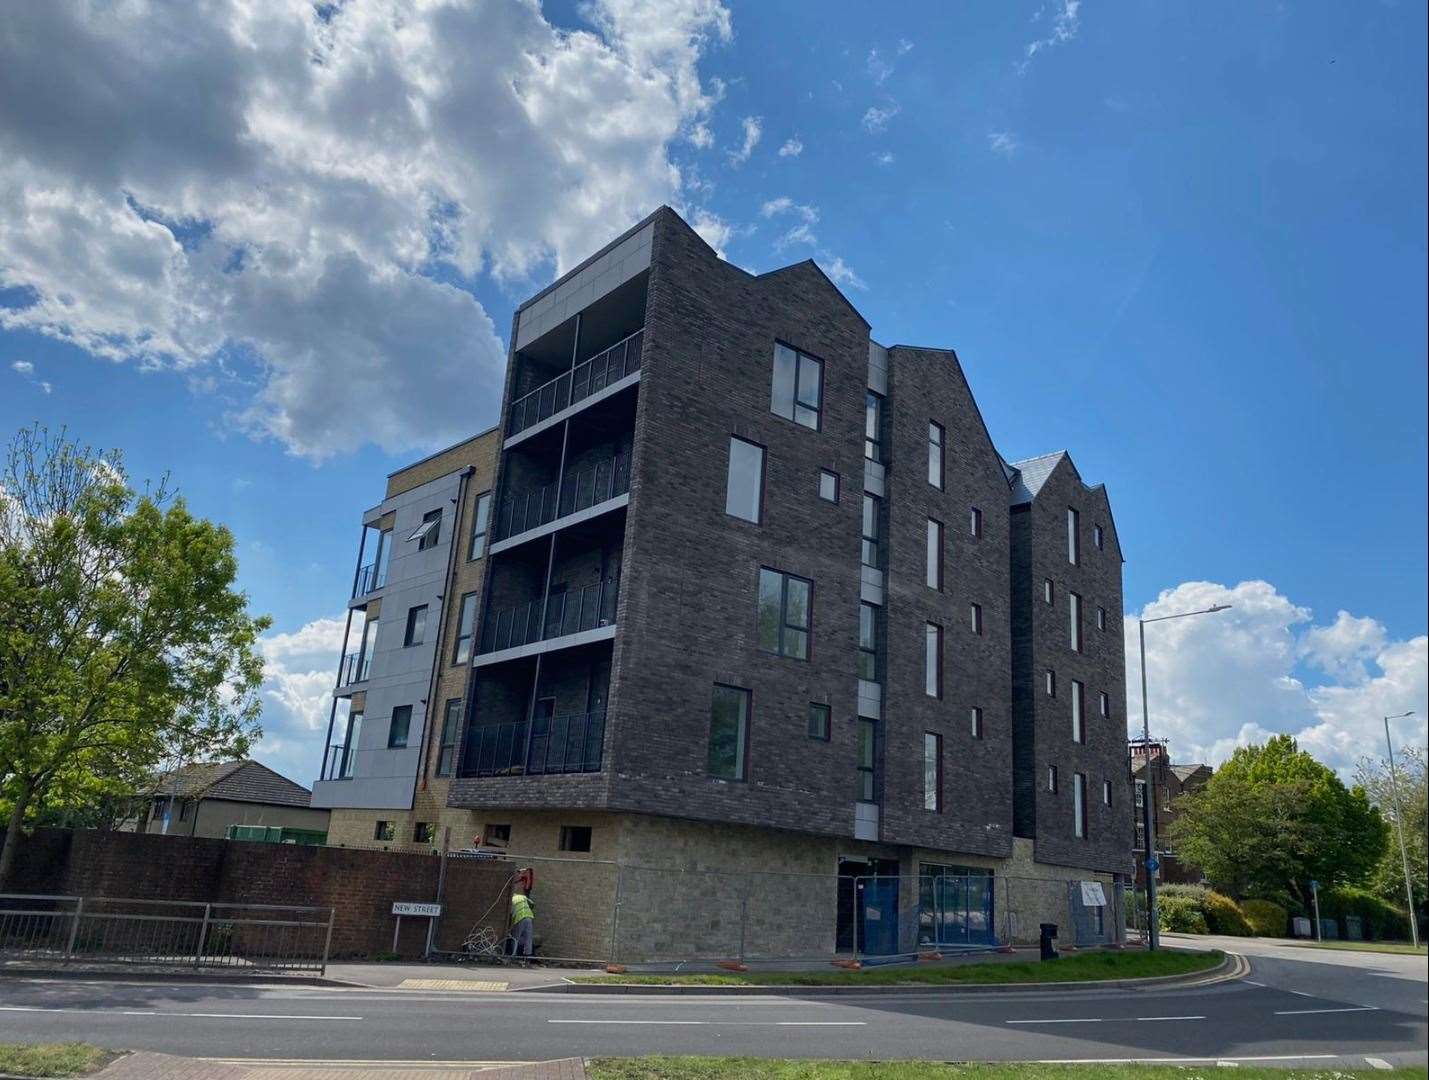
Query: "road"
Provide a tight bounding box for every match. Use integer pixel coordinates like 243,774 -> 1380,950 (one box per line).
1,942 -> 1425,1069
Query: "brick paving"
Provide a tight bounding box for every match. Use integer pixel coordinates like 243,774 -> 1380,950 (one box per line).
91,1051 -> 588,1080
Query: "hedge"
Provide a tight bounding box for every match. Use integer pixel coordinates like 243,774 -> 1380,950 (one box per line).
1157,894 -> 1208,934
1241,898 -> 1288,937
1317,886 -> 1411,941
1158,885 -> 1253,936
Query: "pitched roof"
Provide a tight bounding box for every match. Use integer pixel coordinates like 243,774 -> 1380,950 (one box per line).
1006,450 -> 1069,505
152,760 -> 312,808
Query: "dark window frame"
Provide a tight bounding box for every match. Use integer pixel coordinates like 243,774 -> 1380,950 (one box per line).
387,704 -> 412,749
770,341 -> 825,431
468,491 -> 492,560
1099,690 -> 1111,719
1094,523 -> 1105,551
926,517 -> 944,591
1074,772 -> 1088,838
452,592 -> 478,665
856,717 -> 878,802
970,602 -> 983,636
970,706 -> 984,740
1067,506 -> 1081,566
924,731 -> 944,812
414,508 -> 442,551
435,698 -> 462,777
928,421 -> 945,489
1044,578 -> 1054,605
559,825 -> 593,853
414,821 -> 436,844
724,435 -> 767,524
861,493 -> 882,569
818,469 -> 840,503
858,601 -> 879,681
1069,591 -> 1083,652
374,820 -> 395,842
1071,679 -> 1085,744
807,702 -> 831,741
1097,606 -> 1107,632
403,604 -> 428,647
1046,668 -> 1056,698
865,391 -> 885,463
708,683 -> 752,782
1047,764 -> 1059,793
925,621 -> 944,698
757,567 -> 813,660
970,505 -> 983,538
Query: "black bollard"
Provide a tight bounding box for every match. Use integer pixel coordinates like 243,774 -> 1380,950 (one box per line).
1039,922 -> 1059,960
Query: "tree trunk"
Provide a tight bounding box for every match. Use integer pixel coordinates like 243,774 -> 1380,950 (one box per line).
0,781 -> 33,888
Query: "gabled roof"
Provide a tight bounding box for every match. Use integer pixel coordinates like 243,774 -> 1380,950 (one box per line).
152,760 -> 312,809
1006,450 -> 1070,506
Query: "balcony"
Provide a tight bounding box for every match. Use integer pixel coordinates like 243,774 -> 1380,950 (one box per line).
339,650 -> 372,686
464,710 -> 606,777
352,562 -> 385,599
507,329 -> 643,438
479,578 -> 618,657
320,743 -> 349,781
495,451 -> 631,543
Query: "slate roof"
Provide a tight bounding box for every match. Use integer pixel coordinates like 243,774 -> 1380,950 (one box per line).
1006,450 -> 1069,505
152,760 -> 312,808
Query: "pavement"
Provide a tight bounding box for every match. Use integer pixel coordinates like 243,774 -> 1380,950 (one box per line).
0,938 -> 1424,1076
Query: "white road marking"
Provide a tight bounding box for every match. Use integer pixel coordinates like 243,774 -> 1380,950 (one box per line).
1365,1058 -> 1394,1071
1006,1018 -> 1103,1025
1137,1015 -> 1206,1021
1274,1006 -> 1379,1016
1287,989 -> 1318,997
0,1005 -> 359,1021
1036,1055 -> 1340,1065
1243,980 -> 1267,987
546,1019 -> 866,1026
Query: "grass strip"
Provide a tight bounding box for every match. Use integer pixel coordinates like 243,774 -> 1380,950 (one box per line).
0,1043 -> 113,1078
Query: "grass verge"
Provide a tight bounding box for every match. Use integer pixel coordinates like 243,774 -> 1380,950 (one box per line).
1288,940 -> 1427,956
589,1058 -> 1427,1080
575,949 -> 1222,987
0,1043 -> 113,1078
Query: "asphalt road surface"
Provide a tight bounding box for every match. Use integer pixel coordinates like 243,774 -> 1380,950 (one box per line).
1,941 -> 1425,1069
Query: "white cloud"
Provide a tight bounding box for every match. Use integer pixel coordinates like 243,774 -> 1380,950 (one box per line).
1126,580 -> 1428,779
820,255 -> 866,291
0,0 -> 731,462
252,615 -> 348,785
874,151 -> 895,166
727,115 -> 762,166
9,357 -> 51,393
866,49 -> 894,85
760,197 -> 817,225
988,131 -> 1020,157
688,207 -> 733,257
760,196 -> 862,290
777,137 -> 804,158
689,122 -> 715,149
1023,0 -> 1081,69
862,103 -> 900,134
10,360 -> 33,375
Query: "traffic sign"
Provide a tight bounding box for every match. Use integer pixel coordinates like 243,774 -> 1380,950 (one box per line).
1145,857 -> 1160,872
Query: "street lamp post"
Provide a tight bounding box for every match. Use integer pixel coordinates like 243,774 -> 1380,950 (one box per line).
1138,603 -> 1232,951
1382,710 -> 1420,948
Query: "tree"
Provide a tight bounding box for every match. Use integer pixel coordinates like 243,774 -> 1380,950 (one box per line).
1169,734 -> 1388,909
1356,745 -> 1428,918
0,425 -> 269,883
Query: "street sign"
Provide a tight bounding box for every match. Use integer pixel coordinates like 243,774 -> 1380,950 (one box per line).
392,901 -> 442,917
1145,857 -> 1160,872
1309,879 -> 1319,891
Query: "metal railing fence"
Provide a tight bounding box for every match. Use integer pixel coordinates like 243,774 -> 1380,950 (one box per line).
463,710 -> 606,777
339,650 -> 371,686
495,450 -> 632,542
0,894 -> 333,974
507,329 -> 644,437
479,577 -> 619,655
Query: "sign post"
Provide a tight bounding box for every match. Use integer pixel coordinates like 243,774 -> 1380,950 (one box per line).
1310,880 -> 1322,943
391,901 -> 443,955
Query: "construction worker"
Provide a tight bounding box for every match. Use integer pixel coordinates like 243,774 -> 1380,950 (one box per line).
510,880 -> 535,962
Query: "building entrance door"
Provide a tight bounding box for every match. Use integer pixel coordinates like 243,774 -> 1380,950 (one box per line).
835,857 -> 900,955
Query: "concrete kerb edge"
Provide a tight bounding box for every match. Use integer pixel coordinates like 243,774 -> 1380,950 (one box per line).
544,949 -> 1245,996
0,968 -> 365,989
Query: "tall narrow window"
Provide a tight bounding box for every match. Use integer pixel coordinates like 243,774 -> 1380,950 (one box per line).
1099,690 -> 1110,719
771,343 -> 822,429
375,528 -> 393,587
969,506 -> 982,537
861,495 -> 882,568
1074,772 -> 1088,838
436,699 -> 462,776
970,602 -> 983,635
819,469 -> 840,503
1096,606 -> 1107,632
1044,578 -> 1054,605
1071,680 -> 1085,743
725,436 -> 765,523
1045,669 -> 1056,697
1069,592 -> 1083,652
388,705 -> 412,749
857,719 -> 877,802
924,733 -> 943,812
926,519 -> 943,590
970,706 -> 984,739
807,702 -> 831,741
1103,779 -> 1113,806
1047,764 -> 1059,793
708,684 -> 750,780
858,602 -> 878,681
865,392 -> 884,462
757,568 -> 811,660
925,622 -> 943,698
412,508 -> 442,550
340,712 -> 364,778
404,604 -> 428,647
928,421 -> 944,488
452,592 -> 477,665
468,492 -> 492,559
1094,524 -> 1104,551
1067,506 -> 1080,565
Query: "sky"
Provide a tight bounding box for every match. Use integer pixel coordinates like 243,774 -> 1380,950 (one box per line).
2,0 -> 1425,787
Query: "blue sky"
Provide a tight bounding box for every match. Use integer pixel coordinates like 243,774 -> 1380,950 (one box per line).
2,0 -> 1425,783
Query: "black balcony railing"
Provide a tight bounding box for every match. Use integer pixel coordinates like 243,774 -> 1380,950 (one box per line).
352,562 -> 385,598
340,650 -> 372,686
507,329 -> 644,437
495,451 -> 631,542
464,710 -> 606,777
321,743 -> 349,781
479,577 -> 619,655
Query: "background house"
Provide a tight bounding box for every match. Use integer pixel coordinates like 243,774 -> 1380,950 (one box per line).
1130,738 -> 1211,886
137,760 -> 329,841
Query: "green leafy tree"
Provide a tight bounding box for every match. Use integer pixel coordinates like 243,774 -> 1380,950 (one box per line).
1356,745 -> 1427,918
0,425 -> 269,883
1169,734 -> 1388,909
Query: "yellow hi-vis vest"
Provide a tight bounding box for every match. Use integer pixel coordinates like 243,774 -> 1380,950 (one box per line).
511,893 -> 534,924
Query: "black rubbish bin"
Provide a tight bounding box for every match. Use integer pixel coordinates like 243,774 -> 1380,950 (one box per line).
1039,922 -> 1059,961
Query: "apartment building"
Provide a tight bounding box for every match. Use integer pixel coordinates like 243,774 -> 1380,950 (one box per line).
1130,738 -> 1211,885
310,430 -> 500,850
409,205 -> 1134,956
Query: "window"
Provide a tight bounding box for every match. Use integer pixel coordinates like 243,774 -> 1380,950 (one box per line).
1135,780 -> 1146,809
1067,506 -> 1080,565
865,392 -> 884,462
925,623 -> 943,698
178,800 -> 191,821
1044,578 -> 1054,605
388,705 -> 412,749
708,684 -> 750,781
436,698 -> 462,776
1047,764 -> 1059,793
819,469 -> 840,503
1099,690 -> 1110,719
1045,669 -> 1056,697
1103,780 -> 1113,806
468,492 -> 492,559
374,821 -> 395,842
414,822 -> 436,845
970,602 -> 983,635
483,823 -> 511,848
757,568 -> 811,659
1071,680 -> 1085,743
452,592 -> 478,665
857,719 -> 878,801
807,702 -> 831,741
411,508 -> 442,550
1069,592 -> 1082,652
969,506 -> 983,538
559,825 -> 593,853
858,602 -> 879,681
1074,772 -> 1088,838
1097,606 -> 1107,632
970,706 -> 984,740
926,519 -> 943,590
924,733 -> 943,812
340,711 -> 363,778
404,604 -> 428,647
1094,524 -> 1104,551
861,494 -> 882,568
725,437 -> 765,523
928,421 -> 944,488
770,342 -> 822,429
